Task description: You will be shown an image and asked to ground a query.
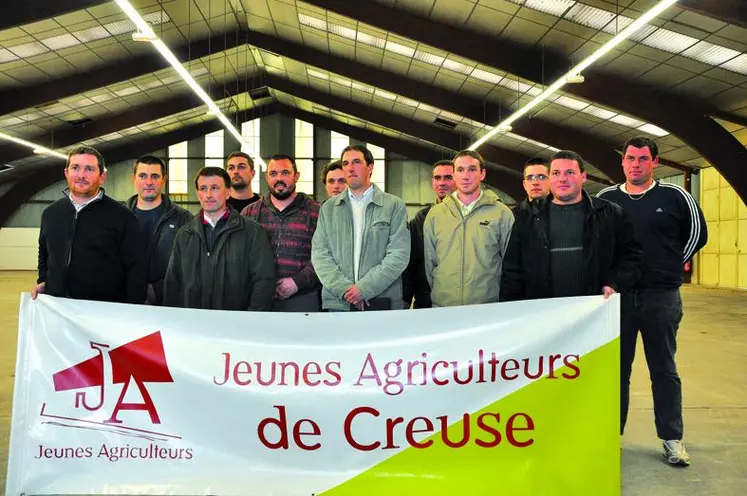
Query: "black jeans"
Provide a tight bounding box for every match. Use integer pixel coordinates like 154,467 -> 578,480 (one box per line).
621,288 -> 684,440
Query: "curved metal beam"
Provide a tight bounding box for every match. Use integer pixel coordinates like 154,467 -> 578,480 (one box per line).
248,31 -> 626,182
0,104 -> 276,227
266,73 -> 609,186
0,30 -> 248,116
0,0 -> 108,31
306,0 -> 747,203
275,104 -> 525,201
0,74 -> 268,164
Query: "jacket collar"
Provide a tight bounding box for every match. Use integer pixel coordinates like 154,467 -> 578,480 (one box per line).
334,183 -> 385,207
442,188 -> 500,215
125,193 -> 173,213
260,192 -> 308,214
534,190 -> 603,215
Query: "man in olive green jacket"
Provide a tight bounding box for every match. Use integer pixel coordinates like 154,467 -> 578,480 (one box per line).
424,150 -> 514,307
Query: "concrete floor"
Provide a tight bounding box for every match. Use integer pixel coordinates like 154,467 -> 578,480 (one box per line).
0,271 -> 744,494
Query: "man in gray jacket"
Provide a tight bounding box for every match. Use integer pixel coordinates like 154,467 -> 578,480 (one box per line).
311,145 -> 410,311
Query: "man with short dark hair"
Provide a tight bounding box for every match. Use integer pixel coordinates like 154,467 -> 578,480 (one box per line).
226,151 -> 260,212
33,146 -> 147,303
501,149 -> 642,303
424,150 -> 514,307
321,160 -> 346,199
598,136 -> 707,466
402,159 -> 456,308
126,155 -> 193,305
163,167 -> 275,310
518,157 -> 550,209
312,144 -> 410,311
243,154 -> 321,312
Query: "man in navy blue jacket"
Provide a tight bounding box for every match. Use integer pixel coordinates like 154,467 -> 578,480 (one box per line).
599,136 -> 707,467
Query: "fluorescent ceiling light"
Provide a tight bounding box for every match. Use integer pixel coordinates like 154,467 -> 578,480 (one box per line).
114,0 -> 264,168
0,48 -> 18,63
553,95 -> 589,111
351,81 -> 374,93
681,41 -> 741,66
385,40 -> 415,58
357,32 -> 386,49
566,4 -> 617,30
442,59 -> 472,75
42,34 -> 80,51
516,1 -> 747,75
637,123 -> 669,137
469,0 -> 678,150
581,105 -> 617,120
298,13 -> 327,31
610,114 -> 645,128
307,68 -> 329,80
524,0 -> 576,17
470,68 -> 503,84
721,53 -> 747,75
374,89 -> 397,100
414,50 -> 445,66
330,24 -> 356,40
9,42 -> 47,58
0,130 -> 67,160
642,28 -> 698,53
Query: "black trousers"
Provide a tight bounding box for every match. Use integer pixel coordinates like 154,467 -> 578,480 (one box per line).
621,288 -> 684,440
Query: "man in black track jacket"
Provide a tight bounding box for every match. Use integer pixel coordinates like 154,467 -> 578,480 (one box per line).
126,155 -> 193,305
598,136 -> 707,467
33,146 -> 147,304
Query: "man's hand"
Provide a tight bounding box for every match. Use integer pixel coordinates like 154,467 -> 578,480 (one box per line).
275,278 -> 299,300
602,286 -> 617,299
31,282 -> 45,300
344,285 -> 365,306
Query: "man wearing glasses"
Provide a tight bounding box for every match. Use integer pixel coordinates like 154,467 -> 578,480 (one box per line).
516,157 -> 550,211
501,150 -> 642,302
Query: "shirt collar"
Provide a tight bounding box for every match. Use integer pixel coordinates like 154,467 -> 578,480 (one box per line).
202,207 -> 230,227
451,189 -> 483,208
68,189 -> 103,212
348,184 -> 374,203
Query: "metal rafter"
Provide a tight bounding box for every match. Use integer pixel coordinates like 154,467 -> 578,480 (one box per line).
306,0 -> 747,203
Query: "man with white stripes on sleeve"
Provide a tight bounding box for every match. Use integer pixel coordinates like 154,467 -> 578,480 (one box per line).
598,136 -> 707,467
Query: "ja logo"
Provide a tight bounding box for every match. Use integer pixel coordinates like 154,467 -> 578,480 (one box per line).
40,332 -> 178,439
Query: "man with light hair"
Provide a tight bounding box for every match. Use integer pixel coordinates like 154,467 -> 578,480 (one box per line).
424,150 -> 514,307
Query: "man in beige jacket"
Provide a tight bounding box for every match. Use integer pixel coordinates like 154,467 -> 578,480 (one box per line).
423,150 -> 514,307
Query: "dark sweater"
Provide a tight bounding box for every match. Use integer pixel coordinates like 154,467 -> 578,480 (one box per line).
549,201 -> 586,297
598,181 -> 707,289
38,192 -> 147,303
402,205 -> 433,308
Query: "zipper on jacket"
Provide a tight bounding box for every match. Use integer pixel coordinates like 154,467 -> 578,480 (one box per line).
65,209 -> 80,270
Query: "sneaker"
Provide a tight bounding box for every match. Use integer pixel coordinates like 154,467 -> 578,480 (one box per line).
663,440 -> 691,466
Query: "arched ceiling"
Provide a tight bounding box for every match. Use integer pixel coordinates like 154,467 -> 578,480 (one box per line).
0,0 -> 745,220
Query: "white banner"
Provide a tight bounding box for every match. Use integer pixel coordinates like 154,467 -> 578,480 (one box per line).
7,293 -> 620,495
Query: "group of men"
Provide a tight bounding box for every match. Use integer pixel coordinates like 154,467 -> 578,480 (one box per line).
32,135 -> 706,467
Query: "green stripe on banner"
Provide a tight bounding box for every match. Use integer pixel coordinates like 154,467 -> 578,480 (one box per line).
322,338 -> 620,496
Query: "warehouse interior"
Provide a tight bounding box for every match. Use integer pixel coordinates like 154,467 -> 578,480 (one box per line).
0,0 -> 745,493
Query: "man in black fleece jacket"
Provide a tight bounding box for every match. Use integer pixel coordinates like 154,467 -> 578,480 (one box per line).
33,146 -> 147,304
126,155 -> 193,305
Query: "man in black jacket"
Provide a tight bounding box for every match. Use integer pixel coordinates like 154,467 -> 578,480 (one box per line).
33,146 -> 147,304
126,155 -> 193,305
163,167 -> 275,311
514,157 -> 550,212
500,150 -> 642,302
402,160 -> 455,308
598,137 -> 707,466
